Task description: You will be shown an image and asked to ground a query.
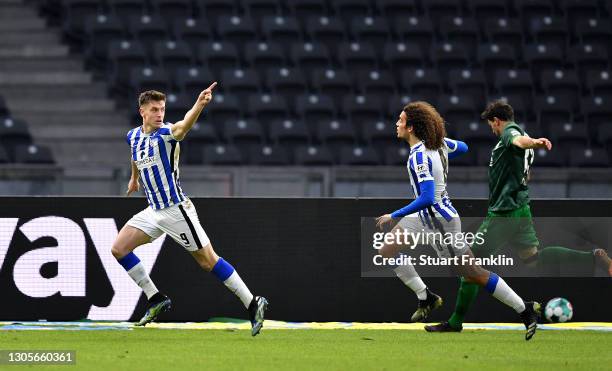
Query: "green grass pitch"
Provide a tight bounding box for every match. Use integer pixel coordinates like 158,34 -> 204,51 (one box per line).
1,329 -> 611,370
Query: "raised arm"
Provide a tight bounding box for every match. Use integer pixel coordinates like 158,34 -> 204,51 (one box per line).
444,137 -> 468,159
171,81 -> 217,141
511,135 -> 552,150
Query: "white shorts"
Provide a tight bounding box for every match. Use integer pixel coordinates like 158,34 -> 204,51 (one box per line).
395,214 -> 468,259
127,198 -> 210,252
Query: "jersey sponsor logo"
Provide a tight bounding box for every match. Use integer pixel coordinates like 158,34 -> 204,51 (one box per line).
135,155 -> 157,169
415,163 -> 428,174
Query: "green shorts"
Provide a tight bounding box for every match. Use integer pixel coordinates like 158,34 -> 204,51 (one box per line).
472,204 -> 540,258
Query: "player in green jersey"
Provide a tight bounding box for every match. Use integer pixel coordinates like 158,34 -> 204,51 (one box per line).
425,100 -> 612,332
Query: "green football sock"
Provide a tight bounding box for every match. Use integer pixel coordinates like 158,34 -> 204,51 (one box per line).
447,278 -> 480,329
537,246 -> 593,267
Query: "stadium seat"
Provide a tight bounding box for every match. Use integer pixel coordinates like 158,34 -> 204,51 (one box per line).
195,0 -> 237,21
14,144 -> 55,164
569,44 -> 610,79
295,94 -> 336,123
447,68 -> 488,107
349,16 -> 390,54
466,0 -> 508,19
248,145 -> 291,166
152,40 -> 193,74
197,41 -> 239,77
84,13 -> 125,62
431,42 -> 470,80
597,125 -> 612,150
0,118 -> 32,162
241,0 -> 281,19
581,95 -> 612,132
523,43 -> 565,78
494,69 -> 534,97
311,68 -> 353,106
108,0 -> 146,25
573,18 -> 612,51
438,16 -> 480,60
265,67 -> 307,109
150,0 -> 193,19
337,42 -> 379,79
216,15 -> 257,50
108,40 -> 148,88
585,70 -> 612,96
476,142 -> 495,166
290,42 -> 332,77
202,144 -> 243,165
438,95 -> 477,128
330,0 -> 373,25
455,121 -> 494,144
398,69 -> 443,104
383,42 -> 426,72
244,41 -> 285,71
304,16 -> 346,53
164,92 -> 193,123
535,95 -> 575,134
549,121 -> 590,148
423,0 -> 461,19
559,0 -> 602,25
205,93 -> 242,123
171,17 -> 212,52
182,122 -> 218,164
341,94 -> 385,126
483,18 -> 524,51
268,119 -> 311,146
126,14 -> 168,52
533,147 -> 567,167
487,94 -> 530,123
221,68 -> 261,103
569,146 -> 610,167
294,145 -> 334,165
361,119 -> 396,146
338,146 -> 380,165
288,0 -> 327,20
62,0 -> 104,36
223,119 -> 265,146
316,119 -> 356,146
513,0 -> 555,22
246,94 -> 289,123
383,145 -> 411,166
261,16 -> 302,50
539,69 -> 580,110
174,66 -> 215,98
129,66 -> 170,96
0,145 -> 9,164
375,0 -> 418,24
354,70 -> 396,101
529,16 -> 569,52
476,43 -> 518,83
0,97 -> 9,118
393,16 -> 434,56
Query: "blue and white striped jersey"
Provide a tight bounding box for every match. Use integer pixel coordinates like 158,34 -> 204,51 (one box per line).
127,123 -> 186,210
407,139 -> 460,227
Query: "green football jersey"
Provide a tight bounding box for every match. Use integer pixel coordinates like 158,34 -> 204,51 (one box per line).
488,122 -> 535,212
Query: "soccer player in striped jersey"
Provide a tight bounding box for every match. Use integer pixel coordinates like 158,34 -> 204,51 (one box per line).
111,85 -> 268,336
377,102 -> 540,340
426,99 -> 612,334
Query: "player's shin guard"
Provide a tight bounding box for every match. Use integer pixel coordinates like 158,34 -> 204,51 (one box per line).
117,252 -> 159,299
212,257 -> 254,308
484,272 -> 526,313
393,262 -> 427,300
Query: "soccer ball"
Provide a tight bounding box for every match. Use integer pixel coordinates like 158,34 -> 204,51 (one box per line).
544,297 -> 573,323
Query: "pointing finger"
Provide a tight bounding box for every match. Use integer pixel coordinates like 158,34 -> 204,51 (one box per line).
205,81 -> 218,92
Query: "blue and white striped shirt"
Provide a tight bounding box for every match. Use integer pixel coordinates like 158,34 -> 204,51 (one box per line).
407,140 -> 460,228
127,123 -> 186,210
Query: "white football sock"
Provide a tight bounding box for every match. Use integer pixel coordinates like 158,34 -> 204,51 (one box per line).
489,275 -> 526,313
394,264 -> 427,300
127,262 -> 159,300
223,271 -> 254,308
